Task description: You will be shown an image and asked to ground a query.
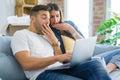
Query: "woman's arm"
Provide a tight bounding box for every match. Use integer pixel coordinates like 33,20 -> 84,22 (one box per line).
53,22 -> 83,40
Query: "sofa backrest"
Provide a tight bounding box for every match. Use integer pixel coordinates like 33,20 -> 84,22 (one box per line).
0,36 -> 12,55
0,36 -> 28,80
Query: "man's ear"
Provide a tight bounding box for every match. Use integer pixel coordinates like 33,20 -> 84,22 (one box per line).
30,16 -> 35,23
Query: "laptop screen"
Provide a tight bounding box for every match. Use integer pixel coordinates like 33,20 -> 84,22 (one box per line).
70,36 -> 97,67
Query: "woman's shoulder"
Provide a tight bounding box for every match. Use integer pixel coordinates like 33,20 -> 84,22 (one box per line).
64,20 -> 76,27
64,20 -> 74,24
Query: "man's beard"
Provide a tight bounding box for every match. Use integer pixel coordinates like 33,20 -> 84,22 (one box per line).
34,25 -> 43,35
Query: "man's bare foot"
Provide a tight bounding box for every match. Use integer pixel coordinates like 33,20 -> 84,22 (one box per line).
106,63 -> 117,73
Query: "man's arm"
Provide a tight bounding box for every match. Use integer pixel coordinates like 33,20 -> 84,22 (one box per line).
15,50 -> 71,70
52,43 -> 63,55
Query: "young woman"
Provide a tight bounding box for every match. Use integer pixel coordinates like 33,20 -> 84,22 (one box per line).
47,2 -> 120,73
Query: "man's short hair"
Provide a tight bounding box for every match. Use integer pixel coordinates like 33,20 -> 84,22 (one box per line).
30,5 -> 50,16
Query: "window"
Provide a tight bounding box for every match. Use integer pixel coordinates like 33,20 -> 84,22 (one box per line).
64,0 -> 90,38
111,0 -> 120,14
106,0 -> 120,45
106,0 -> 120,18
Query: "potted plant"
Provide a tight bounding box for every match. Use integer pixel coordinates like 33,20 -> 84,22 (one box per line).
97,12 -> 120,45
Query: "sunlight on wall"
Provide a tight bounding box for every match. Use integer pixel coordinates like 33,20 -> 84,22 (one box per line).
66,0 -> 89,38
111,0 -> 120,14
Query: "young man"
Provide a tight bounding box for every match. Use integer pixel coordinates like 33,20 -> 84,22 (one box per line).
11,4 -> 111,80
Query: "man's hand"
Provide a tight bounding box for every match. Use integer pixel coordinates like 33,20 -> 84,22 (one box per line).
41,24 -> 58,45
56,53 -> 72,63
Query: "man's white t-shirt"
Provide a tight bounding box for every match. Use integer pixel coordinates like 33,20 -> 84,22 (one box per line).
11,29 -> 63,80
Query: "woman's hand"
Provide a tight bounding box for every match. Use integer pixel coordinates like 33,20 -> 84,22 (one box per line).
41,24 -> 58,45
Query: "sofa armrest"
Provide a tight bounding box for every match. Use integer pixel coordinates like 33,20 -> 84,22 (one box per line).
0,53 -> 28,80
93,44 -> 120,56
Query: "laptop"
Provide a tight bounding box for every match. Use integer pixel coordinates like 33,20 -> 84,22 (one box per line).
48,36 -> 97,70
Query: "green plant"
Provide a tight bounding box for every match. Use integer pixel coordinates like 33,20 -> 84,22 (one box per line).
97,12 -> 120,45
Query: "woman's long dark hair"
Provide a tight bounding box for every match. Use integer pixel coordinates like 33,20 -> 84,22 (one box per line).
47,3 -> 63,23
47,3 -> 73,38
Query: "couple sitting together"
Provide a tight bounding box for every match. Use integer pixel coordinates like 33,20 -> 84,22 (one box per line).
11,2 -> 120,80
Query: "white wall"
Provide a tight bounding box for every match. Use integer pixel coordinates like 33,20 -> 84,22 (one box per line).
65,0 -> 90,38
0,0 -> 15,34
38,0 -> 43,4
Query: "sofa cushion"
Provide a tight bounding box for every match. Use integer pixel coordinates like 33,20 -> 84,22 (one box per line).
110,69 -> 120,80
0,53 -> 27,80
61,35 -> 75,53
0,36 -> 28,80
93,44 -> 120,56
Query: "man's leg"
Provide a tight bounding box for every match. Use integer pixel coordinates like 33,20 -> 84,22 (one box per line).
107,54 -> 120,73
57,59 -> 111,80
36,70 -> 83,80
95,49 -> 120,64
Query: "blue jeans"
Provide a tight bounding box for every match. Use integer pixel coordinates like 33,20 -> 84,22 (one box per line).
36,59 -> 111,80
95,49 -> 120,68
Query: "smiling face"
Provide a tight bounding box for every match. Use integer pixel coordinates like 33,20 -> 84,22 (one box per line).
49,10 -> 61,25
30,10 -> 50,34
